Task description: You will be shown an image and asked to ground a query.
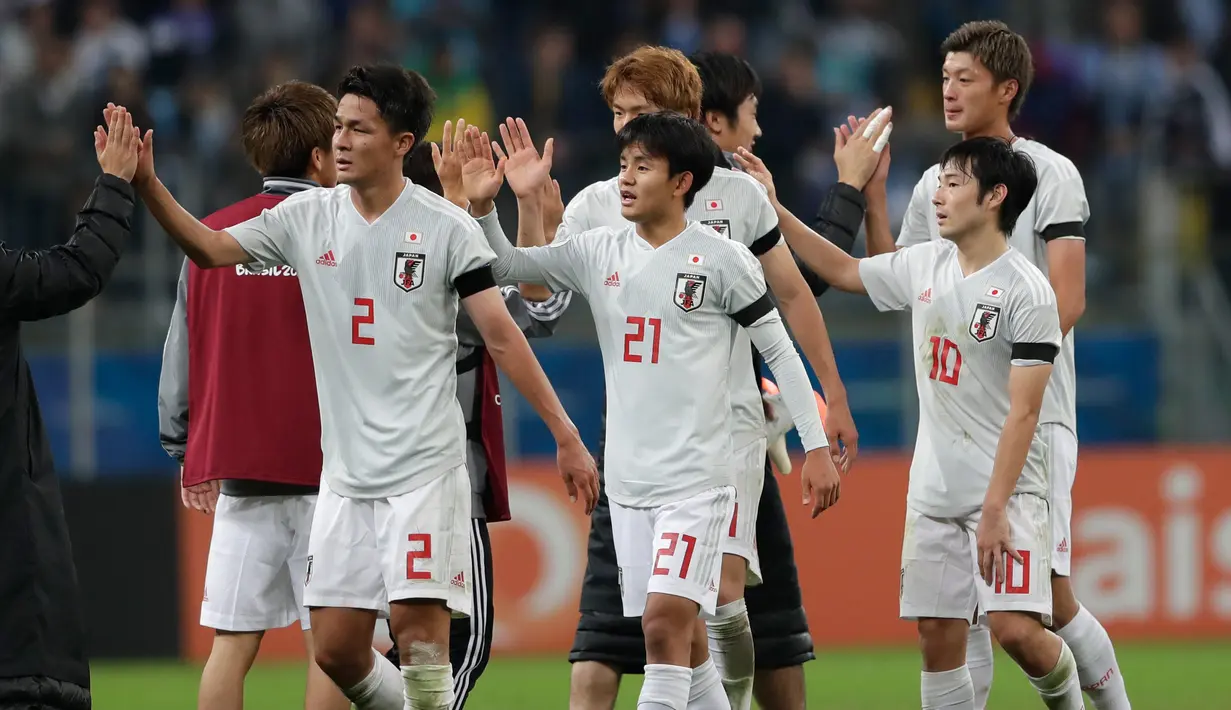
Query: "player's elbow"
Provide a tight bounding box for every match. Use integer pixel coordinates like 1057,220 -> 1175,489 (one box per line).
1060,295 -> 1086,334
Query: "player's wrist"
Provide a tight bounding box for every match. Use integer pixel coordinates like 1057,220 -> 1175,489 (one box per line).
469,199 -> 495,218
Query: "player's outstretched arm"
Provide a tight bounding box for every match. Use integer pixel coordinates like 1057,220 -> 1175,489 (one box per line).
461,287 -> 598,513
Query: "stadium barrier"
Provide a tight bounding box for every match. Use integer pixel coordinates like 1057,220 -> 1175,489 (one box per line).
177,447 -> 1231,660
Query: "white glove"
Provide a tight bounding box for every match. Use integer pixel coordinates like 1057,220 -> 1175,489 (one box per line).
762,391 -> 795,475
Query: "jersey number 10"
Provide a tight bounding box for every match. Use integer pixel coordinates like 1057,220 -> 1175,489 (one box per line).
928,336 -> 962,386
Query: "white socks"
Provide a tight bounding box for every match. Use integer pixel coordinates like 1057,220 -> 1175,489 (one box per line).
639,663 -> 692,710
921,666 -> 976,709
1028,640 -> 1085,709
965,623 -> 995,709
689,658 -> 733,709
402,664 -> 453,710
1056,605 -> 1131,709
342,648 -> 405,710
706,599 -> 755,710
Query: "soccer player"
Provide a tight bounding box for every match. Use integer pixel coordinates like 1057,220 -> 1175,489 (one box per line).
378,125 -> 575,709
748,131 -> 1086,709
154,82 -> 349,710
861,21 -> 1130,709
115,63 -> 598,710
469,109 -> 836,710
542,46 -> 860,710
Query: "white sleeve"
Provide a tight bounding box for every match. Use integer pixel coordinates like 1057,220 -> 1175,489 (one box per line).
746,183 -> 782,256
746,316 -> 828,451
1034,167 -> 1090,242
228,203 -> 293,267
896,174 -> 933,248
476,208 -> 591,296
1008,283 -> 1063,367
720,243 -> 771,318
857,246 -> 918,311
447,221 -> 497,288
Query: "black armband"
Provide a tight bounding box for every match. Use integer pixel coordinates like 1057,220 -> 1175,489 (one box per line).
749,226 -> 781,257
1040,222 -> 1085,241
813,182 -> 866,255
731,293 -> 775,327
454,265 -> 497,298
1011,342 -> 1059,363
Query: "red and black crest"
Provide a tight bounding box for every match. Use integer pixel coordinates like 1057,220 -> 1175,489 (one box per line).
701,219 -> 731,238
969,303 -> 1002,342
394,251 -> 426,292
674,272 -> 707,312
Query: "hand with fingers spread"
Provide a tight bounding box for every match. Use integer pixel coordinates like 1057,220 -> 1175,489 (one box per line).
459,125 -> 506,213
95,105 -> 141,182
800,448 -> 841,518
833,107 -> 893,190
431,119 -> 468,208
99,102 -> 154,186
976,503 -> 1021,588
495,117 -> 555,199
731,147 -> 779,206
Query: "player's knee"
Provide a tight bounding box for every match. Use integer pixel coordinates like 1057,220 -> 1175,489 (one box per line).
206,630 -> 263,675
915,618 -> 968,671
642,609 -> 691,659
986,611 -> 1043,658
569,661 -> 621,709
313,641 -> 369,686
1049,575 -> 1080,629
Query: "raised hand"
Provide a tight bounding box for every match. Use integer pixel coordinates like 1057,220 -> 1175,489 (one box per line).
432,119 -> 467,208
542,177 -> 564,243
95,105 -> 140,182
495,117 -> 554,199
459,125 -> 505,209
833,107 -> 893,191
100,102 -> 154,186
731,147 -> 779,205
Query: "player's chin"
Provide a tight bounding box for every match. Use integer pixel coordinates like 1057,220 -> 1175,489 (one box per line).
619,204 -> 641,221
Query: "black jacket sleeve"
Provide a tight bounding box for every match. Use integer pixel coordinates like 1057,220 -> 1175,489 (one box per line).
0,173 -> 134,322
795,182 -> 868,296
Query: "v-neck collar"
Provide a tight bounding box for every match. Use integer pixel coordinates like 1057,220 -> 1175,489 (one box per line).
348,177 -> 415,227
632,221 -> 694,251
950,243 -> 1013,281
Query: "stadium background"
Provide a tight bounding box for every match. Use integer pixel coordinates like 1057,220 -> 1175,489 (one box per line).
3,0 -> 1231,707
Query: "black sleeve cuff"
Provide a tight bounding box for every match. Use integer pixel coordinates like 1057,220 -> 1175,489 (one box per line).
749,227 -> 781,257
1040,221 -> 1085,241
455,264 -> 497,298
1011,342 -> 1059,363
813,182 -> 866,254
731,292 -> 774,327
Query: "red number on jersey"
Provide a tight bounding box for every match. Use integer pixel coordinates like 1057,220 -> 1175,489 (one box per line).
651,532 -> 698,579
406,533 -> 432,580
994,550 -> 1031,595
623,316 -> 662,364
353,297 -> 375,345
928,336 -> 962,385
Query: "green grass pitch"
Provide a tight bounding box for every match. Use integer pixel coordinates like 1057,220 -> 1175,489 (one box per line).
92,642 -> 1231,709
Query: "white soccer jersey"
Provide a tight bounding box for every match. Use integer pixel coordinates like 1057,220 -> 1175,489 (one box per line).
859,240 -> 1062,517
490,215 -> 778,507
560,167 -> 781,448
228,179 -> 497,499
897,138 -> 1088,434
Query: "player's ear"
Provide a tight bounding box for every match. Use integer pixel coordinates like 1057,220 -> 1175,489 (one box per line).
998,78 -> 1019,109
397,132 -> 416,160
985,183 -> 1008,211
702,110 -> 725,136
674,171 -> 694,200
310,147 -> 324,174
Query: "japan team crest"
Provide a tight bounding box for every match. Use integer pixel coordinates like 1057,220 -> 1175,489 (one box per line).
394,251 -> 426,292
674,272 -> 707,312
701,219 -> 731,238
969,303 -> 1002,342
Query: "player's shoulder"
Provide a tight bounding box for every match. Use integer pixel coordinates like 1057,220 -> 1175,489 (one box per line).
900,236 -> 949,262
685,222 -> 758,262
914,164 -> 941,193
705,166 -> 769,197
1014,138 -> 1082,185
571,176 -> 621,209
405,182 -> 478,232
1001,249 -> 1057,306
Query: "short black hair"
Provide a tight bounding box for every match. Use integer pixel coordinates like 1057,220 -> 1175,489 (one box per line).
938,136 -> 1038,235
689,51 -> 762,123
402,141 -> 442,194
337,63 -> 436,143
617,112 -> 717,209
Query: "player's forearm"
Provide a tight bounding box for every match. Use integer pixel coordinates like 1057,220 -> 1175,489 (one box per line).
863,191 -> 897,256
515,195 -> 553,301
747,315 -> 829,452
484,321 -> 578,443
138,177 -> 245,268
984,409 -> 1039,510
473,207 -> 552,286
777,289 -> 847,407
778,221 -> 864,294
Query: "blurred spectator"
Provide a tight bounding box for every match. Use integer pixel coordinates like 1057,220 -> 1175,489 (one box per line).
70,0 -> 148,93
422,41 -> 495,143
146,0 -> 216,87
756,36 -> 833,214
812,0 -> 904,116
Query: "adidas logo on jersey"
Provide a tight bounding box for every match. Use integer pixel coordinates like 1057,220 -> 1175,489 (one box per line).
316,250 -> 338,267
450,571 -> 466,589
1057,538 -> 1069,554
604,271 -> 620,287
918,288 -> 932,304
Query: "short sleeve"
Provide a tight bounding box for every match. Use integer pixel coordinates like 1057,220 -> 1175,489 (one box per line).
1033,168 -> 1089,241
1008,284 -> 1062,366
448,221 -> 497,288
745,182 -> 782,256
896,174 -> 933,248
721,243 -> 772,326
560,186 -> 598,236
228,204 -> 293,267
858,245 -> 921,312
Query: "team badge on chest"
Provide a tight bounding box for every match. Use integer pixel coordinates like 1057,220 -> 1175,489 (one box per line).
394,251 -> 426,292
674,272 -> 707,312
701,219 -> 731,237
969,303 -> 1002,342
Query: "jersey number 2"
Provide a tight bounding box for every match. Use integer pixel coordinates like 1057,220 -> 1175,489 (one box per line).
623,316 -> 662,363
928,336 -> 962,385
353,298 -> 375,345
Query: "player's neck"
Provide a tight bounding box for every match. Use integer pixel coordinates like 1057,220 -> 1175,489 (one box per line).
349,171 -> 407,224
954,229 -> 1009,276
635,212 -> 689,248
961,118 -> 1014,143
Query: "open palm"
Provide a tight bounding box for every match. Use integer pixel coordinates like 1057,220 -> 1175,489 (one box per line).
460,126 -> 505,205
496,117 -> 554,199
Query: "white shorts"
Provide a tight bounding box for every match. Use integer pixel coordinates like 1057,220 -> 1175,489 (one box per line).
1042,423 -> 1077,577
610,486 -> 735,619
200,493 -> 316,633
900,494 -> 1053,627
302,467 -> 473,619
724,438 -> 766,586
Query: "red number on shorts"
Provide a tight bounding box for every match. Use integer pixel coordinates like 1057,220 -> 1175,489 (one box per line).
623,316 -> 662,363
406,533 -> 432,580
651,532 -> 698,579
728,503 -> 739,538
994,550 -> 1031,595
353,298 -> 376,345
928,336 -> 962,385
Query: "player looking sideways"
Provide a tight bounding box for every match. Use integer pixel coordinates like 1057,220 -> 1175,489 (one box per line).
108,63 -> 597,710
861,20 -> 1130,710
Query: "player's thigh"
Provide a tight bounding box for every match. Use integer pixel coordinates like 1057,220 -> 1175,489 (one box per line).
201,494 -> 301,632
1044,424 -> 1077,577
285,494 -> 318,631
975,494 -> 1054,626
608,497 -> 658,619
379,465 -> 473,621
899,508 -> 980,622
302,479 -> 385,614
646,486 -> 735,620
724,438 -> 767,586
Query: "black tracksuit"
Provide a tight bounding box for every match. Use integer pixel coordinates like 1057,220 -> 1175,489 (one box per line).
0,174 -> 134,710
